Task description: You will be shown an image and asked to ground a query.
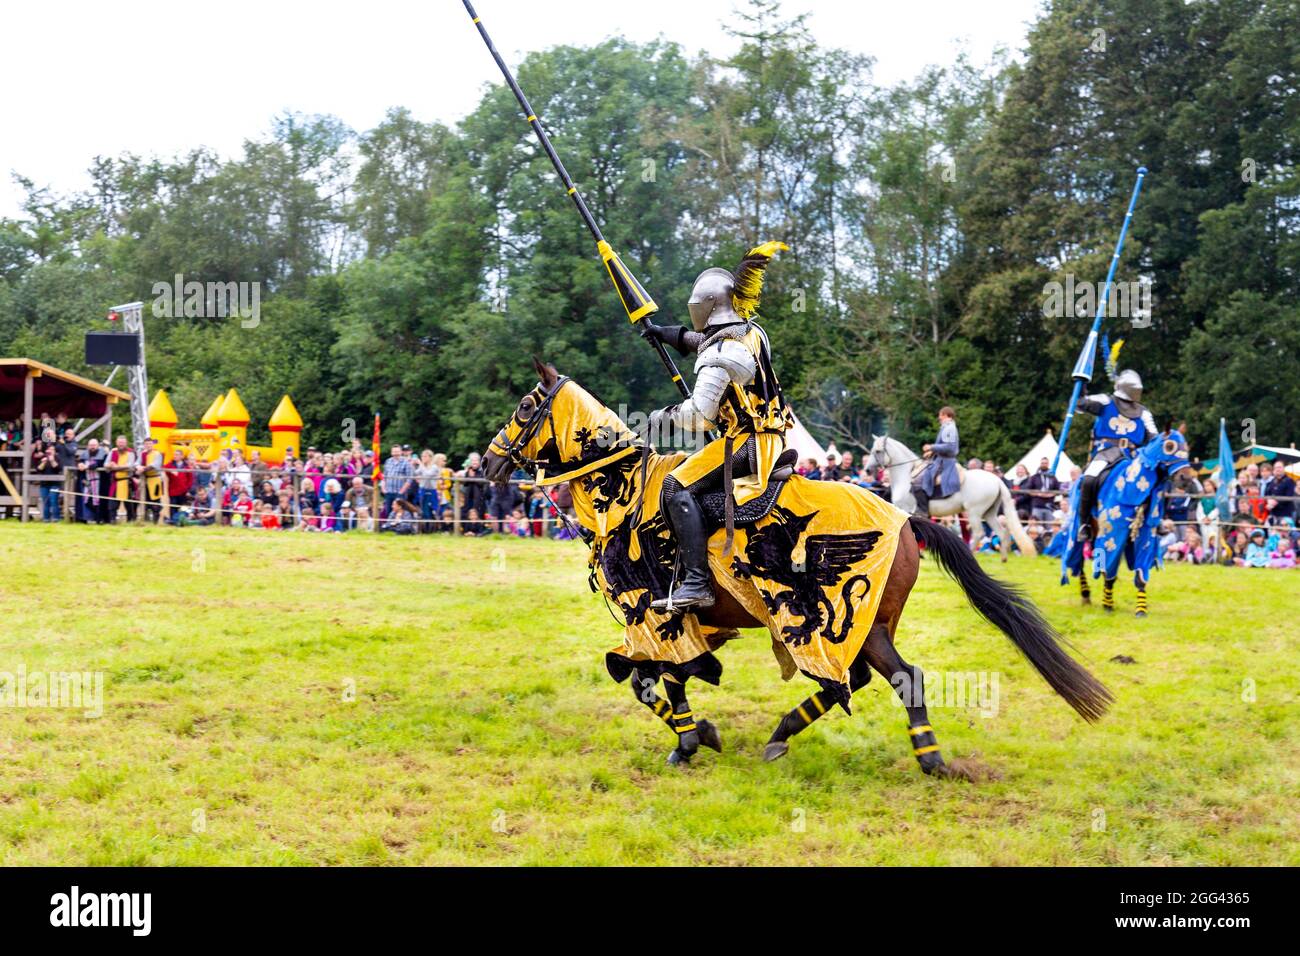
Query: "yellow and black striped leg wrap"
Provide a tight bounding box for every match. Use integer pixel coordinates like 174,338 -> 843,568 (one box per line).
644,694 -> 676,730
1101,578 -> 1115,612
909,722 -> 945,774
1079,575 -> 1091,605
1134,588 -> 1148,617
769,690 -> 833,745
662,673 -> 700,763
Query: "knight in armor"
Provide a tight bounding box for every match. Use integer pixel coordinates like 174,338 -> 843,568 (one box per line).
910,407 -> 959,517
1074,368 -> 1157,541
639,242 -> 794,611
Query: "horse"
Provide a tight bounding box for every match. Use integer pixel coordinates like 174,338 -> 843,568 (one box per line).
1058,431 -> 1196,616
863,434 -> 1037,560
483,360 -> 1111,776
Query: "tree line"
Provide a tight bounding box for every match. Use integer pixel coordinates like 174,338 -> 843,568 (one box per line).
2,0 -> 1296,462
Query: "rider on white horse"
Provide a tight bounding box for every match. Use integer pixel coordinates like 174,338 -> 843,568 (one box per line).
910,406 -> 960,517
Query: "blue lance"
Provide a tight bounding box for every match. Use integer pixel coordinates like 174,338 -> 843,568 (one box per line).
1051,166 -> 1148,474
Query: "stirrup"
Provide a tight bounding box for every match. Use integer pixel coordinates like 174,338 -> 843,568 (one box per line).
650,587 -> 715,613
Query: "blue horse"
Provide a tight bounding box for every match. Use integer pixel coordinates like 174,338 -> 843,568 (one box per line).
1058,431 -> 1195,616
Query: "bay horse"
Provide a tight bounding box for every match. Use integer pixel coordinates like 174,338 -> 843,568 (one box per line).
483,361 -> 1111,777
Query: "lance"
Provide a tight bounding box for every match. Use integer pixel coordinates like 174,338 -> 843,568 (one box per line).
1051,166 -> 1148,473
462,0 -> 692,401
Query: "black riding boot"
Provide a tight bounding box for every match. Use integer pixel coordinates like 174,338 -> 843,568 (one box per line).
910,485 -> 930,518
652,490 -> 715,612
1076,475 -> 1099,541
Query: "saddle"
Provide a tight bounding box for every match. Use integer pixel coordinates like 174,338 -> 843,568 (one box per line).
908,457 -> 966,497
699,447 -> 798,528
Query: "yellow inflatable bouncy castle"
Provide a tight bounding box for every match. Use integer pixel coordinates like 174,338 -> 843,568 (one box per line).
148,388 -> 302,465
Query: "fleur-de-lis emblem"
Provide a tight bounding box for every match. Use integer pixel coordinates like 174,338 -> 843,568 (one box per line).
1136,476 -> 1150,492
1105,538 -> 1118,551
1110,415 -> 1138,435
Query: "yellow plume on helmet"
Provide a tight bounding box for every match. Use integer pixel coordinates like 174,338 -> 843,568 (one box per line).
731,241 -> 788,319
1107,338 -> 1125,380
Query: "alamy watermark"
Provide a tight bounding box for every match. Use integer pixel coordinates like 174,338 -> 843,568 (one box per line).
1042,275 -> 1152,327
151,273 -> 260,328
0,664 -> 104,717
610,404 -> 709,453
889,667 -> 1000,718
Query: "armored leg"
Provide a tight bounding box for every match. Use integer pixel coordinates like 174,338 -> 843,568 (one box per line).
1076,474 -> 1101,541
910,485 -> 931,517
651,480 -> 715,612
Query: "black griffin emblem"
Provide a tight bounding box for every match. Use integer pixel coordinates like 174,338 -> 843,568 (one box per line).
732,505 -> 882,647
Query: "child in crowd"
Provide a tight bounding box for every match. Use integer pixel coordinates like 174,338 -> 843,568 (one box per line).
354,504 -> 373,533
527,490 -> 550,538
1237,528 -> 1270,567
299,506 -> 320,531
507,507 -> 530,537
1167,528 -> 1205,564
319,502 -> 338,532
1268,532 -> 1297,568
232,493 -> 253,527
1156,519 -> 1179,563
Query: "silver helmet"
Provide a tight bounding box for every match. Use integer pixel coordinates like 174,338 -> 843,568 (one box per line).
687,268 -> 740,332
1114,369 -> 1143,403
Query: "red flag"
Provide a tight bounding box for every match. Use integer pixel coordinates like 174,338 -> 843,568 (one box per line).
372,413 -> 381,483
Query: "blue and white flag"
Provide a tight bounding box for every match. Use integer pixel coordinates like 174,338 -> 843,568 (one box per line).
1216,418 -> 1234,522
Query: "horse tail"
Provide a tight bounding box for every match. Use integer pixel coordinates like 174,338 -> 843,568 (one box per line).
908,515 -> 1112,722
996,480 -> 1038,557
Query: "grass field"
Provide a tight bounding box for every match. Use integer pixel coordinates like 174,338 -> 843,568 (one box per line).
0,523 -> 1295,866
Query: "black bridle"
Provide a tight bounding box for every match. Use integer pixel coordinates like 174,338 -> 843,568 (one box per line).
487,376 -> 594,546
488,376 -> 570,477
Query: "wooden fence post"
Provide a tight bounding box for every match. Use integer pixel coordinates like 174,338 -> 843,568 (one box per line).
452,478 -> 462,536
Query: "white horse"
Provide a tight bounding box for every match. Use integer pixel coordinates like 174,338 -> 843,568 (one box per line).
863,434 -> 1036,561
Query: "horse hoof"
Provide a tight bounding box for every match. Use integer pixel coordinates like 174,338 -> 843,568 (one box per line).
696,719 -> 722,753
1102,605 -> 1113,613
762,741 -> 789,762
1081,595 -> 1091,606
667,748 -> 691,767
1134,610 -> 1147,618
919,755 -> 947,776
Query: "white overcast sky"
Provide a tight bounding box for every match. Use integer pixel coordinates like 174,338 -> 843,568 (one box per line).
1,0 -> 1043,219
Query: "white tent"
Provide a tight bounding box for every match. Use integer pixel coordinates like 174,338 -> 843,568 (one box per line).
1013,429 -> 1076,482
786,412 -> 828,465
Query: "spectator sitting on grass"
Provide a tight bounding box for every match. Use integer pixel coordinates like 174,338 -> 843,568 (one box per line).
192,487 -> 216,525
299,506 -> 319,531
320,502 -> 339,532
382,497 -> 418,535
354,504 -> 373,533
1237,528 -> 1270,567
507,506 -> 530,536
232,493 -> 253,527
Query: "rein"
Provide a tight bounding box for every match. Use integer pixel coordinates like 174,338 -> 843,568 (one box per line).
489,377 -> 592,545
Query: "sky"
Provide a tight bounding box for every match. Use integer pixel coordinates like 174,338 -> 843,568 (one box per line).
0,0 -> 1043,219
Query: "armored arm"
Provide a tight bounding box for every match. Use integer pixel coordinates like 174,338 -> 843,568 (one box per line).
1077,394 -> 1108,416
641,321 -> 705,357
653,340 -> 756,435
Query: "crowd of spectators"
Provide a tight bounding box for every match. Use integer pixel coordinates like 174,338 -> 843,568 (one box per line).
0,415 -> 578,538
4,413 -> 1296,565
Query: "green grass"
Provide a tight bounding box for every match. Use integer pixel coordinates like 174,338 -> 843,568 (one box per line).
0,523 -> 1295,866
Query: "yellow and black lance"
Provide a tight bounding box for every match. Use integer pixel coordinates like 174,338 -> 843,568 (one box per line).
462,0 -> 693,401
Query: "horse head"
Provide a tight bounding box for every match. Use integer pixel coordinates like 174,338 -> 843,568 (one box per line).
482,358 -> 642,486
1139,430 -> 1196,489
